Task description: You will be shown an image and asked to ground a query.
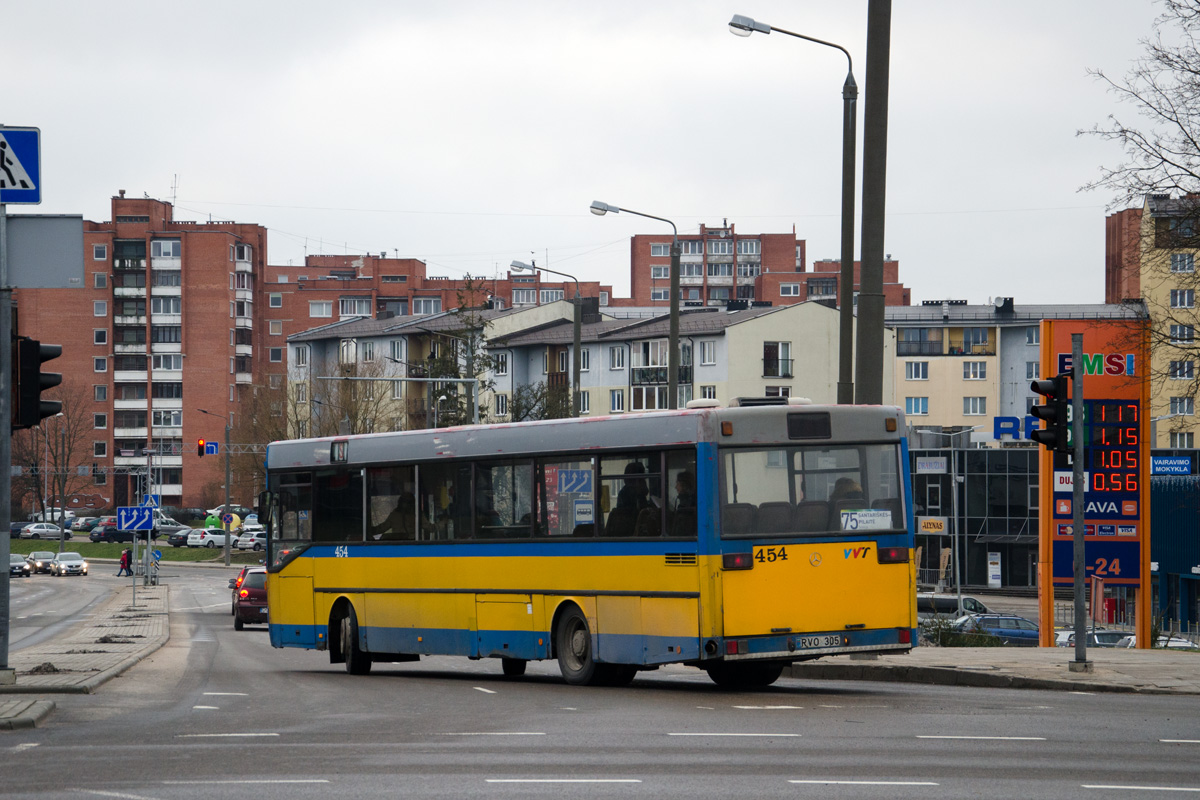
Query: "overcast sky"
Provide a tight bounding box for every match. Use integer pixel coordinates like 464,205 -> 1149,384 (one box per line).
7,1 -> 1161,304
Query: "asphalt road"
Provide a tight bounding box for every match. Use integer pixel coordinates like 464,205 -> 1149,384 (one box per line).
3,570 -> 1198,798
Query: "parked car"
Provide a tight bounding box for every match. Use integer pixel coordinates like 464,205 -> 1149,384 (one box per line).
187,528 -> 235,549
10,521 -> 32,539
89,525 -> 147,544
153,516 -> 190,539
236,529 -> 266,551
20,522 -> 63,540
9,554 -> 31,577
32,508 -> 74,522
50,552 -> 88,577
917,593 -> 993,624
167,507 -> 207,523
167,528 -> 193,548
1055,629 -> 1128,648
206,504 -> 254,519
951,614 -> 1040,646
233,568 -> 268,630
70,516 -> 99,533
25,551 -> 57,574
242,513 -> 259,527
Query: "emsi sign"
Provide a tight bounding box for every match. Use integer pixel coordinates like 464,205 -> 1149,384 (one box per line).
1056,352 -> 1136,377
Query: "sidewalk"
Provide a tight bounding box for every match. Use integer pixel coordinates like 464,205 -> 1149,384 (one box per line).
0,582 -> 169,730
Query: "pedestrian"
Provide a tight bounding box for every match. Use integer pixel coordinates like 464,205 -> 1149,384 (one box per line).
116,548 -> 131,577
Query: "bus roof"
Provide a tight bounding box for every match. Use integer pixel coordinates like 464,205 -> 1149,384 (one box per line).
265,404 -> 905,470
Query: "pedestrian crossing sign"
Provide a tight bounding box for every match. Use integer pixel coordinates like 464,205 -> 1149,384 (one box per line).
0,127 -> 41,205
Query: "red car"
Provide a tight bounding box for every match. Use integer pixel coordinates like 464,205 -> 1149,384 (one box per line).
233,568 -> 267,630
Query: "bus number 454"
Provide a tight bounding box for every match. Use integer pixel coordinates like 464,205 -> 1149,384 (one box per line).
755,547 -> 788,564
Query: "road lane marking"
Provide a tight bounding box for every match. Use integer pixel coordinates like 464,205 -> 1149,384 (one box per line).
917,735 -> 1046,741
734,705 -> 804,710
163,780 -> 330,785
192,705 -> 219,710
669,733 -> 800,737
1162,740 -> 1200,744
474,687 -> 496,694
790,780 -> 940,786
1082,785 -> 1200,792
440,732 -> 545,736
203,692 -> 248,696
176,733 -> 280,738
487,779 -> 641,784
7,743 -> 39,753
71,790 -> 161,799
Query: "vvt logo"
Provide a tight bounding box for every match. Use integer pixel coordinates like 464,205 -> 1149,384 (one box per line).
1056,352 -> 1135,377
843,546 -> 872,559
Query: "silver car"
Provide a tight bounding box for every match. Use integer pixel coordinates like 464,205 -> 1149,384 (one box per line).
50,552 -> 88,576
20,522 -> 63,540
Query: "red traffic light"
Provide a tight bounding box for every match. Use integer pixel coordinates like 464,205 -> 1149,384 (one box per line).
197,439 -> 206,457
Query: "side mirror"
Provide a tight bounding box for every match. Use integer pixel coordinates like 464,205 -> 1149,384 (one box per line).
227,578 -> 236,589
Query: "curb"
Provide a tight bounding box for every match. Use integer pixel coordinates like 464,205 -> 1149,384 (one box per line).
787,662 -> 1185,695
0,700 -> 55,730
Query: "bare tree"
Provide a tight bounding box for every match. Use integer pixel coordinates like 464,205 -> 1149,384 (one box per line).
508,382 -> 572,422
1081,0 -> 1200,430
425,282 -> 498,427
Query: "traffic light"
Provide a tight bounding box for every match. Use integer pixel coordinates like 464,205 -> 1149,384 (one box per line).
197,439 -> 207,457
1030,372 -> 1071,453
13,337 -> 62,431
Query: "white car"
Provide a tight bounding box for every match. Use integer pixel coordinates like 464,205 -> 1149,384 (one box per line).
187,528 -> 236,549
236,528 -> 266,551
20,522 -> 63,540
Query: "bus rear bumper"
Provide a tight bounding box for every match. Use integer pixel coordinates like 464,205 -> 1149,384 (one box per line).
716,627 -> 915,661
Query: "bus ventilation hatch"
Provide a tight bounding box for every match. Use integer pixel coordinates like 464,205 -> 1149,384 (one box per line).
665,554 -> 698,566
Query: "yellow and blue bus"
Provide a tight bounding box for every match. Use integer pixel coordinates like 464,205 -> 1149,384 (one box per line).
261,399 -> 916,687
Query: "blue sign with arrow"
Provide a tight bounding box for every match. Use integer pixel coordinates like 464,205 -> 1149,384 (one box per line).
117,506 -> 154,531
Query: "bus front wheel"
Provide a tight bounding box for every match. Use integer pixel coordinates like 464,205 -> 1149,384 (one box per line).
556,607 -> 598,685
704,661 -> 784,688
340,608 -> 372,675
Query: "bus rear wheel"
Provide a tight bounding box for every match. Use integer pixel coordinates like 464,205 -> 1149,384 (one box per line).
704,661 -> 784,688
340,608 -> 372,675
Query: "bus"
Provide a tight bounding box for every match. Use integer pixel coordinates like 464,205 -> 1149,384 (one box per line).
260,399 -> 916,687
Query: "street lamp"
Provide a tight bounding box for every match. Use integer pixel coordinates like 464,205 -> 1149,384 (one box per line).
590,201 -> 682,409
511,259 -> 582,417
197,408 -> 233,567
1151,413 -> 1186,447
730,14 -> 858,405
434,395 -> 448,428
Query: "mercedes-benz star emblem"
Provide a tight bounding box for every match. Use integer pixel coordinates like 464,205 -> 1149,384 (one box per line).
809,552 -> 822,566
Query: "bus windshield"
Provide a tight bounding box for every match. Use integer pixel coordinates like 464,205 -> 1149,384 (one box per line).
720,443 -> 904,537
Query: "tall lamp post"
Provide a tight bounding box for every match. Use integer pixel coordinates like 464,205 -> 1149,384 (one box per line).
590,201 -> 682,409
730,13 -> 857,405
511,259 -> 581,417
197,408 -> 232,566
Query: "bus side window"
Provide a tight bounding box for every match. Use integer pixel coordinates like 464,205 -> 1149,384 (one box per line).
314,468 -> 364,542
667,450 -> 698,538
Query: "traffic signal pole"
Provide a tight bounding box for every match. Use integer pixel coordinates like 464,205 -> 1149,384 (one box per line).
1,204 -> 13,681
1069,334 -> 1090,671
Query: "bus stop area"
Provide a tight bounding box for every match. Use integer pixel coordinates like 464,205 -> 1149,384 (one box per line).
1,579 -> 1197,730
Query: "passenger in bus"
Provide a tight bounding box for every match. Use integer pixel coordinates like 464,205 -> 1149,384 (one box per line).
371,494 -> 418,541
831,477 -> 865,502
674,470 -> 696,511
616,462 -> 651,511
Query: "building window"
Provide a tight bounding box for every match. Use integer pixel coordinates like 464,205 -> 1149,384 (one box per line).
650,243 -> 670,257
151,326 -> 182,344
579,391 -> 590,414
1170,396 -> 1195,415
94,357 -> 107,373
295,383 -> 307,404
151,296 -> 182,315
269,320 -> 283,335
906,397 -> 929,416
494,394 -> 509,417
152,410 -> 183,427
94,442 -> 107,458
152,270 -> 180,287
701,385 -> 716,400
540,289 -> 564,303
92,328 -> 107,346
361,341 -> 375,362
707,262 -> 733,277
94,272 -> 107,289
152,354 -> 183,371
763,342 -> 792,378
557,350 -> 568,373
494,352 -> 508,376
94,301 -> 106,317
651,265 -> 669,279
1170,432 -> 1195,448
964,396 -> 987,415
309,301 -> 332,318
234,243 -> 252,261
708,240 -> 732,256
1171,289 -> 1195,308
905,361 -> 928,380
651,289 -> 669,301
339,297 -> 371,317
610,346 -> 625,370
151,382 -> 182,399
94,413 -> 107,429
599,291 -> 609,306
780,284 -> 800,297
94,385 -> 107,401
1170,360 -> 1195,379
736,239 -> 761,255
1026,361 -> 1040,380
93,244 -> 107,261
513,289 -> 536,305
151,240 -> 181,258
1170,324 -> 1195,343
1171,253 -> 1195,273
580,348 -> 590,371
681,240 -> 703,255
610,389 -> 625,413
700,341 -> 716,365
963,361 -> 986,380
413,297 -> 442,315
765,386 -> 791,398
269,293 -> 283,308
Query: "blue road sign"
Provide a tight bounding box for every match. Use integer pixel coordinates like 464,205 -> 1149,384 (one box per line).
142,494 -> 161,508
204,441 -> 219,455
558,469 -> 592,494
222,513 -> 234,525
117,506 -> 154,531
152,550 -> 162,561
0,127 -> 41,204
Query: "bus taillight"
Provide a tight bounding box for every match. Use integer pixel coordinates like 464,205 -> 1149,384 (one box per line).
722,553 -> 754,570
877,546 -> 909,564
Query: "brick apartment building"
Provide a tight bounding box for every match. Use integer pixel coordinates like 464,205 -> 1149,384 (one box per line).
626,221 -> 910,309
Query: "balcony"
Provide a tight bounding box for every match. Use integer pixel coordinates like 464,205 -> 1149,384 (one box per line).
113,427 -> 148,439
114,342 -> 147,355
114,287 -> 147,299
150,255 -> 181,270
235,316 -> 253,329
547,371 -> 569,389
236,371 -> 253,384
897,341 -> 944,357
114,399 -> 148,411
114,315 -> 146,326
235,343 -> 253,357
113,257 -> 146,270
763,359 -> 794,379
235,257 -> 253,274
632,365 -> 693,385
114,370 -> 148,383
